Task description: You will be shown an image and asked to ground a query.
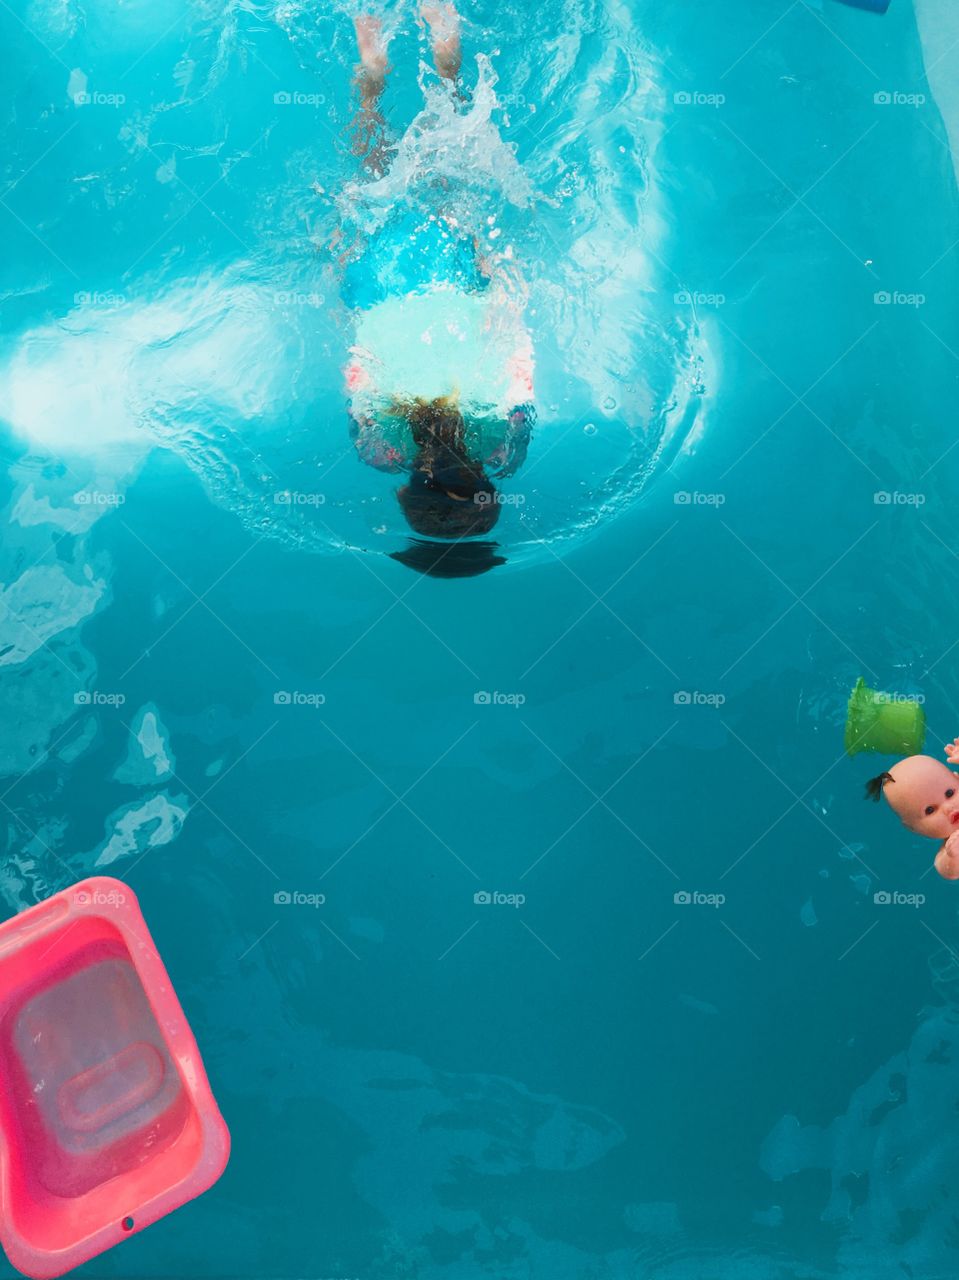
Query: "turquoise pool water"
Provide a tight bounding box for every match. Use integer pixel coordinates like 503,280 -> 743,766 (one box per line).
2,0 -> 959,1276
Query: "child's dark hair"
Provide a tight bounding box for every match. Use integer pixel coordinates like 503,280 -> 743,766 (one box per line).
397,478 -> 500,538
391,394 -> 501,540
389,394 -> 463,448
865,771 -> 895,802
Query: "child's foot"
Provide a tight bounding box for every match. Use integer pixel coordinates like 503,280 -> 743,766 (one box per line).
420,3 -> 462,82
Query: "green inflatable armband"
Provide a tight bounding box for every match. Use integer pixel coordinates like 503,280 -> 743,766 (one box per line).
844,677 -> 926,757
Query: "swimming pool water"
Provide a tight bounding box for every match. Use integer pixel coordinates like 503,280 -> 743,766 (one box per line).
2,0 -> 959,1276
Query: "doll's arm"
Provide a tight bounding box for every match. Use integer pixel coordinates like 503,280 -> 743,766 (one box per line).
935,832 -> 959,880
945,737 -> 959,763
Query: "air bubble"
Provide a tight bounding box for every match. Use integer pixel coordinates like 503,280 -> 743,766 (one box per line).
583,423 -> 597,436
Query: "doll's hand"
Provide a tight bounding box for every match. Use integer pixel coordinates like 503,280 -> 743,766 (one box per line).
935,832 -> 959,880
945,737 -> 959,763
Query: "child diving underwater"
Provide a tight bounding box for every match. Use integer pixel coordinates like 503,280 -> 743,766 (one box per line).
340,4 -> 535,541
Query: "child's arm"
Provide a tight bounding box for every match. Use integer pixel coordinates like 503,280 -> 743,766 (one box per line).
488,405 -> 534,478
349,411 -> 406,473
936,831 -> 959,879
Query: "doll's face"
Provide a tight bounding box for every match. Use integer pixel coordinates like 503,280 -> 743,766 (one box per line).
885,756 -> 959,839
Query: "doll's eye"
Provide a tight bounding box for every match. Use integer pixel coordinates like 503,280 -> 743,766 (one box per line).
947,790 -> 955,799
925,805 -> 936,815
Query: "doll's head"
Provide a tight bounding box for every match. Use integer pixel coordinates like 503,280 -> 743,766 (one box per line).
867,754 -> 959,839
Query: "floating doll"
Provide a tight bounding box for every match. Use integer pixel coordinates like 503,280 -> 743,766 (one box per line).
866,751 -> 959,881
847,678 -> 959,880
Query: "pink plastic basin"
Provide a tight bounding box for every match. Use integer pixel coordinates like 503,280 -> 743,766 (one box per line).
0,878 -> 230,1279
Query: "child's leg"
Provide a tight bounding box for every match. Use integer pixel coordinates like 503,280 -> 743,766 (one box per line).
350,15 -> 393,174
420,3 -> 462,83
354,14 -> 389,90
